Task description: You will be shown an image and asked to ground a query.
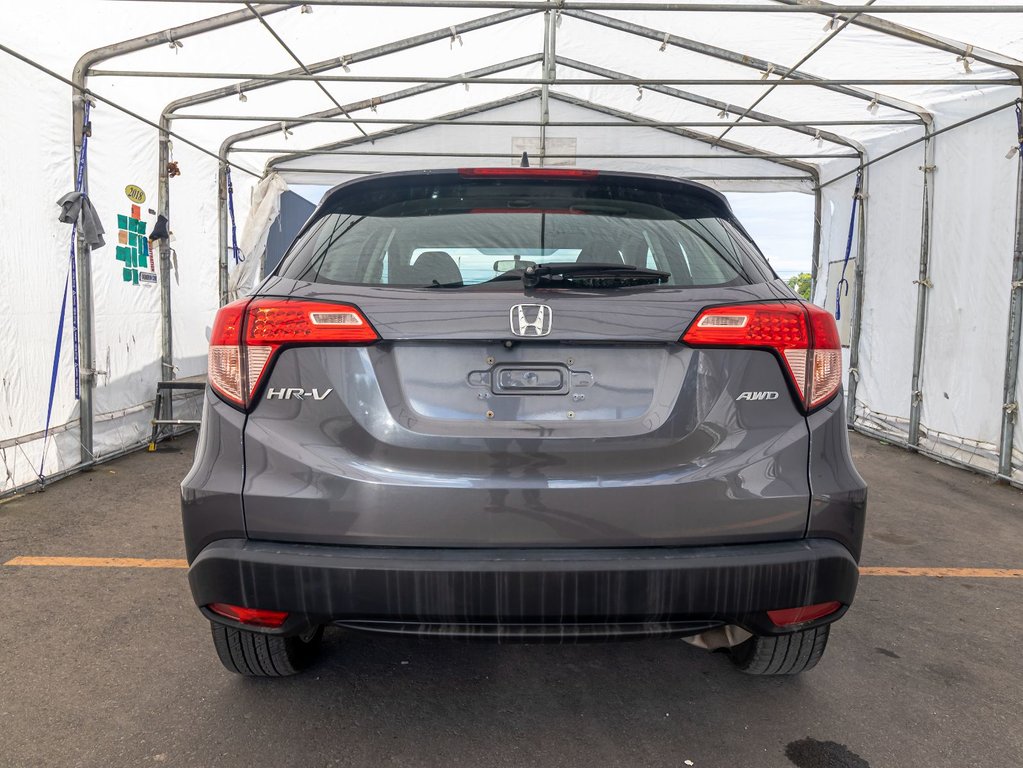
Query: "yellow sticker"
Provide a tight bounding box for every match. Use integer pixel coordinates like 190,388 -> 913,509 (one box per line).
124,185 -> 147,204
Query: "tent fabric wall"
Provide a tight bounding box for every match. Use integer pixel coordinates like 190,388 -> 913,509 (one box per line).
2,1 -> 1023,494
917,95 -> 1019,473
0,50 -> 84,491
0,5 -> 265,492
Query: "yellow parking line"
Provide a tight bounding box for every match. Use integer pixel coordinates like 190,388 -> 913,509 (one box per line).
3,557 -> 1023,578
859,566 -> 1023,578
4,556 -> 188,569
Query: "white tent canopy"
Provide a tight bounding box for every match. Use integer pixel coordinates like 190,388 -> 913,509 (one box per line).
2,0 -> 1023,495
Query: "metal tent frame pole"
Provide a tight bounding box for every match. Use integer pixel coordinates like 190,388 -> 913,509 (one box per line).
126,1 -> 1023,13
538,9 -> 555,166
907,127 -> 936,448
172,114 -> 922,128
158,119 -> 173,422
999,96 -> 1023,479
234,149 -> 861,159
95,70 -> 1019,87
846,166 -> 870,427
810,184 -> 823,301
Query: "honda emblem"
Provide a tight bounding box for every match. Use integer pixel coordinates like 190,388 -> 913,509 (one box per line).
510,304 -> 553,337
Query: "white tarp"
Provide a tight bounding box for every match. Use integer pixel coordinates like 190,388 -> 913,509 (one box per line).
2,0 -> 1023,493
229,172 -> 287,300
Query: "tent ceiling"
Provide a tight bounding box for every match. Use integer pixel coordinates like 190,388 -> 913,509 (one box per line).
20,0 -> 1014,184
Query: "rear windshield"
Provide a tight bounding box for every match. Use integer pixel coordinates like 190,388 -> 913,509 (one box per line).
277,176 -> 775,289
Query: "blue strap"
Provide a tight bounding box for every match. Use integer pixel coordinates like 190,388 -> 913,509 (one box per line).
835,170 -> 863,321
226,167 -> 243,264
39,101 -> 90,479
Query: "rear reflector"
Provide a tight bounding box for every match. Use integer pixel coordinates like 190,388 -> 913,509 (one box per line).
682,301 -> 842,412
208,603 -> 289,628
458,167 -> 599,179
208,297 -> 378,409
767,601 -> 842,627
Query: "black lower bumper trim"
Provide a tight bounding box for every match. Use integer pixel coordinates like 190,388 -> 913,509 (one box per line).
189,538 -> 858,638
333,619 -> 724,641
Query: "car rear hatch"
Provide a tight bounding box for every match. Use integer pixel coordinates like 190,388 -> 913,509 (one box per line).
229,169 -> 817,548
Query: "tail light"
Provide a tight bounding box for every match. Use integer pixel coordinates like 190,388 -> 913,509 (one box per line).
682,301 -> 842,412
208,297 -> 378,409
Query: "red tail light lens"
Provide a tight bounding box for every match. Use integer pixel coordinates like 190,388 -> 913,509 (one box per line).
208,603 -> 289,628
682,301 -> 842,412
767,601 -> 842,627
207,298 -> 378,409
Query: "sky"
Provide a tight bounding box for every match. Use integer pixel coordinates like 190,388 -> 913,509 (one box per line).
289,185 -> 815,282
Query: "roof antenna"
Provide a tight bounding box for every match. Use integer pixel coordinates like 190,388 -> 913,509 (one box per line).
520,151 -> 530,168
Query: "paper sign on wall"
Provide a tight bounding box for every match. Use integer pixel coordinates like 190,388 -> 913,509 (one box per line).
115,198 -> 156,287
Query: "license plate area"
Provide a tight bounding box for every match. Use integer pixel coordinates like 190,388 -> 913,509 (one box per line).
492,365 -> 568,395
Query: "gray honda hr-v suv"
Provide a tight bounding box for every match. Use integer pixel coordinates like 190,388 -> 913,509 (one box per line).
182,168 -> 866,677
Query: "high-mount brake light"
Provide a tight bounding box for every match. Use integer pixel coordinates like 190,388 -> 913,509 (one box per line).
682,301 -> 842,412
207,298 -> 377,409
458,167 -> 600,179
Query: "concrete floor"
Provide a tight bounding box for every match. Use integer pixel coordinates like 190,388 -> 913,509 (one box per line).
1,432 -> 1021,768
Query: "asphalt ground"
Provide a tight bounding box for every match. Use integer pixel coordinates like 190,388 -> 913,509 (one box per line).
1,432 -> 1021,768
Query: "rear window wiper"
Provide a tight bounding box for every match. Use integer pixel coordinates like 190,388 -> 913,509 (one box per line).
520,262 -> 669,289
426,263 -> 670,289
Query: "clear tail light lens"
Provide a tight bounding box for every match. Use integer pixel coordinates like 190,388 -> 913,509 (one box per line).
207,297 -> 378,409
682,301 -> 842,412
208,298 -> 249,407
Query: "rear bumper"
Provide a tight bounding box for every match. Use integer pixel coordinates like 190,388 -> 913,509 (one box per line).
189,538 -> 859,639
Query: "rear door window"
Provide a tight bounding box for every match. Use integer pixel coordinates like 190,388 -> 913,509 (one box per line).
279,176 -> 774,289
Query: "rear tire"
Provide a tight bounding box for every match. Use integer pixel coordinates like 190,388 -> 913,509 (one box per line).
729,624 -> 829,675
210,622 -> 323,677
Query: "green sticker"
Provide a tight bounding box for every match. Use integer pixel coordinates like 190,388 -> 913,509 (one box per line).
137,220 -> 147,236
117,214 -> 128,230
122,267 -> 133,282
116,246 -> 131,263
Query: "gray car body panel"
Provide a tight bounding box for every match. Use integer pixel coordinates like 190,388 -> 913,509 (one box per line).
181,393 -> 247,562
241,342 -> 809,548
